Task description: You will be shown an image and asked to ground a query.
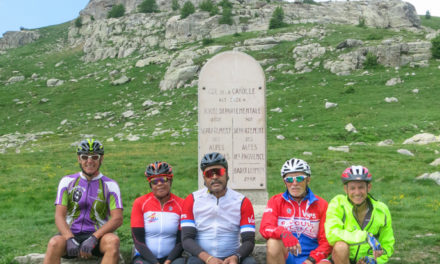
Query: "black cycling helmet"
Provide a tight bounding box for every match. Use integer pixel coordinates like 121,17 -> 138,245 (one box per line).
145,161 -> 173,181
77,139 -> 104,155
200,152 -> 228,171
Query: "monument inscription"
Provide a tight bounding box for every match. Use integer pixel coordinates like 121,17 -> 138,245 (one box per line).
198,51 -> 266,190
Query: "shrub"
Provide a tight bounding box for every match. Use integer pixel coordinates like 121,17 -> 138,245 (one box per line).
357,17 -> 366,28
74,17 -> 83,28
181,1 -> 195,19
269,6 -> 285,29
200,0 -> 214,12
202,38 -> 214,46
219,8 -> 233,25
138,0 -> 159,13
425,10 -> 431,19
218,0 -> 233,9
239,16 -> 250,24
431,36 -> 440,59
303,0 -> 318,4
107,4 -> 125,18
172,0 -> 180,11
364,52 -> 378,69
366,32 -> 383,40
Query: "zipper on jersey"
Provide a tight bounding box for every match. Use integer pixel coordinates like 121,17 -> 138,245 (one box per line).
80,180 -> 91,232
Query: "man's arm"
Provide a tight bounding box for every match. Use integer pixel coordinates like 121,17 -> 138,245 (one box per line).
166,229 -> 183,261
375,204 -> 395,264
308,199 -> 332,263
132,227 -> 159,264
93,208 -> 123,239
55,204 -> 74,239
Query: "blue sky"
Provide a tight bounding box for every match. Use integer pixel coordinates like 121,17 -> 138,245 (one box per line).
0,0 -> 89,37
0,0 -> 439,38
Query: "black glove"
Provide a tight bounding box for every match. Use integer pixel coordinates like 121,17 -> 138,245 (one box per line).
80,235 -> 98,255
66,237 -> 80,257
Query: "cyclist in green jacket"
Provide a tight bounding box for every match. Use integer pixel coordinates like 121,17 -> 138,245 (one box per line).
325,166 -> 394,264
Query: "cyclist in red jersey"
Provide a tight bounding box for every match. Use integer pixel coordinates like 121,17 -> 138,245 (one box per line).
260,158 -> 331,264
44,139 -> 123,264
131,161 -> 185,264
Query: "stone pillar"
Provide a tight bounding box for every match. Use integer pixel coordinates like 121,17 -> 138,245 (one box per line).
198,50 -> 268,208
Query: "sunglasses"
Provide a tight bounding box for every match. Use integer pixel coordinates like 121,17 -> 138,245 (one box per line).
150,177 -> 170,185
80,154 -> 101,161
203,168 -> 226,178
284,175 -> 308,183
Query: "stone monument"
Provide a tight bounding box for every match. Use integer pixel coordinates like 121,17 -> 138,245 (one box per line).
198,51 -> 268,205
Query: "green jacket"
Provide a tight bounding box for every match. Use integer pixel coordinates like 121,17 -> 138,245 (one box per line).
325,194 -> 395,263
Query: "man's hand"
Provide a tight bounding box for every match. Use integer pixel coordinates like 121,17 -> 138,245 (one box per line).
79,235 -> 98,258
357,256 -> 377,264
280,230 -> 301,256
164,260 -> 172,264
66,237 -> 80,257
223,255 -> 239,264
366,233 -> 383,259
206,256 -> 223,264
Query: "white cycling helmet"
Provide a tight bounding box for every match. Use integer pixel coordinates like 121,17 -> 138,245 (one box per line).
281,158 -> 311,178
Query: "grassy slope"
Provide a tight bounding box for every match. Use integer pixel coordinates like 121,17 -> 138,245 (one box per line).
1,17 -> 440,263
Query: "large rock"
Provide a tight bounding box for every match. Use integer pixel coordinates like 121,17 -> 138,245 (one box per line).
403,133 -> 440,145
7,75 -> 25,84
416,172 -> 440,185
0,30 -> 40,50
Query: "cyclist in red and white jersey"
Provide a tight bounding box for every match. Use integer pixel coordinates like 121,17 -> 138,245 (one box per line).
181,152 -> 256,264
260,158 -> 331,264
44,139 -> 123,264
131,161 -> 185,264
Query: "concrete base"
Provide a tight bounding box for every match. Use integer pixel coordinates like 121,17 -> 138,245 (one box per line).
236,189 -> 268,206
14,253 -> 126,264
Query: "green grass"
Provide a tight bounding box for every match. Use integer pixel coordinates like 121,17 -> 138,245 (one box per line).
1,19 -> 440,264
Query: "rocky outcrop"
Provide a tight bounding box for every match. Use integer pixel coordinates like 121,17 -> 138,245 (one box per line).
0,30 -> 40,50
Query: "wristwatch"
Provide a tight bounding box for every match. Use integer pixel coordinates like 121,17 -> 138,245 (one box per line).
306,256 -> 316,264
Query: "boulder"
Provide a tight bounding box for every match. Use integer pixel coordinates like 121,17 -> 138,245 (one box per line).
47,79 -> 64,87
325,102 -> 338,109
345,123 -> 357,133
397,149 -> 414,156
416,172 -> 440,185
7,75 -> 25,83
328,146 -> 349,152
403,133 -> 440,145
386,77 -> 403,86
430,158 -> 440,166
377,139 -> 394,146
111,75 -> 130,85
384,97 -> 398,103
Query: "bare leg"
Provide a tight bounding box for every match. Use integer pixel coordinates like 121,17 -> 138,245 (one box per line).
99,233 -> 120,264
332,241 -> 350,264
43,235 -> 66,264
266,238 -> 288,264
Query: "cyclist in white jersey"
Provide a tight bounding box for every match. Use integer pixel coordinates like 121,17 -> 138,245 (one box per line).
181,152 -> 257,264
43,139 -> 123,264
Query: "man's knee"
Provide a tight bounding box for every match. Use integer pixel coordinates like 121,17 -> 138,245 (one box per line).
241,256 -> 257,264
100,233 -> 120,252
332,241 -> 349,254
47,235 -> 66,250
266,238 -> 285,257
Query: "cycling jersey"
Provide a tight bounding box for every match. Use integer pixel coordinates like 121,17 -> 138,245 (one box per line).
260,188 -> 331,264
54,172 -> 123,234
181,187 -> 256,258
325,194 -> 395,264
131,192 -> 184,259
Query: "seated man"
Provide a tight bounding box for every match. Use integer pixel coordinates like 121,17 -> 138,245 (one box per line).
44,139 -> 123,264
325,166 -> 395,264
181,152 -> 256,264
260,158 -> 331,264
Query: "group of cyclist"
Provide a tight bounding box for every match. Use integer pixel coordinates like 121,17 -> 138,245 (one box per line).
43,138 -> 394,264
